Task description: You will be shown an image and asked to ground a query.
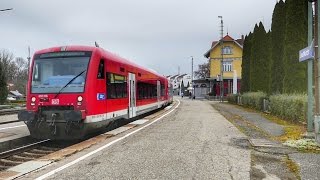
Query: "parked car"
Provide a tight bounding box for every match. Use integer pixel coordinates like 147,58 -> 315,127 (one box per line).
7,97 -> 16,101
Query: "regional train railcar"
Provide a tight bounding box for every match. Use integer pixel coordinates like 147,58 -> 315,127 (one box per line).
18,46 -> 170,140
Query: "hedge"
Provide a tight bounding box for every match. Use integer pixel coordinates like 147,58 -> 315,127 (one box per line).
227,94 -> 238,104
241,92 -> 267,111
269,94 -> 307,123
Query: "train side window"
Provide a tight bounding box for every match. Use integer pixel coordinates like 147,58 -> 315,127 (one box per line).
161,83 -> 165,96
97,60 -> 105,79
107,72 -> 127,99
137,82 -> 157,100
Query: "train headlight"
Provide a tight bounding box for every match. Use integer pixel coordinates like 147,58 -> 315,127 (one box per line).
31,97 -> 36,102
77,96 -> 83,102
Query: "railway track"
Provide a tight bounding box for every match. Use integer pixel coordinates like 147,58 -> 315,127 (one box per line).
0,108 -> 25,116
0,102 -> 177,180
0,139 -> 73,172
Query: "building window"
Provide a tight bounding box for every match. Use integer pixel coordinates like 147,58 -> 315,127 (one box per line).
223,61 -> 232,72
221,46 -> 232,55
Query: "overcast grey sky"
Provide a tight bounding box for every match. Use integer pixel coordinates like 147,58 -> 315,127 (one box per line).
1,0 -> 276,76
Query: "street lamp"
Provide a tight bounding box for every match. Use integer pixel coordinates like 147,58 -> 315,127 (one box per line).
218,16 -> 224,102
191,56 -> 194,99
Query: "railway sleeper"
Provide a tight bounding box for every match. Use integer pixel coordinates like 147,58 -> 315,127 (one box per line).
0,165 -> 9,171
0,159 -> 23,166
21,152 -> 44,158
11,155 -> 35,161
29,149 -> 54,154
37,146 -> 61,151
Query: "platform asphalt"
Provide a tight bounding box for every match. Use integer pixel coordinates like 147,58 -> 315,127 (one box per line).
0,114 -> 19,125
212,102 -> 320,180
24,98 -> 251,179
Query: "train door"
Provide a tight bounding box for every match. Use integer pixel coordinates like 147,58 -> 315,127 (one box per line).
128,73 -> 137,118
157,80 -> 161,108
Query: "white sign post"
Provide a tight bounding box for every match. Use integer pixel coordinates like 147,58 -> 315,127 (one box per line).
233,70 -> 237,94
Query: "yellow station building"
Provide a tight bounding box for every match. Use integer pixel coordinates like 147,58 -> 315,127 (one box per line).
204,34 -> 244,96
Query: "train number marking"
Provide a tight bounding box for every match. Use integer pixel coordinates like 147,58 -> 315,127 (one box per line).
51,99 -> 60,105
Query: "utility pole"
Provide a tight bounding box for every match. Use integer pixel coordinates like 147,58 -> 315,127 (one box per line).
313,0 -> 320,142
315,0 -> 319,116
27,46 -> 31,73
218,16 -> 224,102
191,56 -> 194,98
307,1 -> 314,133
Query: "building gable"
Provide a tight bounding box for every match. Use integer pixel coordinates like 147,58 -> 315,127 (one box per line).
204,35 -> 244,58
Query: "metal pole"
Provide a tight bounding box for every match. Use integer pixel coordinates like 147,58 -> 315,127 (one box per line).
308,2 -> 314,132
315,0 -> 320,142
191,56 -> 194,98
27,46 -> 31,74
315,1 -> 319,115
218,16 -> 224,102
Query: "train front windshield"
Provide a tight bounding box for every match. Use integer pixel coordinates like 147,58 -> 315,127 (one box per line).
31,51 -> 91,94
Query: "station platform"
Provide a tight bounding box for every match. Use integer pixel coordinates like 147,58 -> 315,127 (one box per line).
0,119 -> 30,153
0,114 -> 19,125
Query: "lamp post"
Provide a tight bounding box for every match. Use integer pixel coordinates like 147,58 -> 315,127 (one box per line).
218,16 -> 224,102
191,56 -> 194,99
307,0 -> 314,133
307,0 -> 320,142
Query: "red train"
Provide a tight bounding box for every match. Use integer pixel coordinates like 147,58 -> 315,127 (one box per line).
18,45 -> 173,140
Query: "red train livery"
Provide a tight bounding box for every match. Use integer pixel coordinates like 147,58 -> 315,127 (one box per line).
18,45 -> 173,140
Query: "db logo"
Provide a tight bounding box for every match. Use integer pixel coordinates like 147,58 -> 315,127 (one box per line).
51,99 -> 59,105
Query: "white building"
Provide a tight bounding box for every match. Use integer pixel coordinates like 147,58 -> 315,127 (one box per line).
167,74 -> 192,96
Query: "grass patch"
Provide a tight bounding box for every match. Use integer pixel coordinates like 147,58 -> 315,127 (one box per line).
211,104 -> 270,139
284,156 -> 301,180
284,139 -> 320,153
226,103 -> 305,142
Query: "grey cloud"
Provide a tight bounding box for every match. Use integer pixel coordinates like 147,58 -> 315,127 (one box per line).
1,0 -> 275,75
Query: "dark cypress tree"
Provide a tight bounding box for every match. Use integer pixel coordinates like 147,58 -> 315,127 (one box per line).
0,62 -> 8,104
266,30 -> 272,94
250,24 -> 259,91
270,0 -> 286,94
283,0 -> 308,93
250,22 -> 270,92
241,33 -> 253,93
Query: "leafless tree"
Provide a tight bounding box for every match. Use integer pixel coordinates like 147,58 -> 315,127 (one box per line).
13,57 -> 28,94
194,62 -> 210,79
0,49 -> 15,83
0,50 -> 29,94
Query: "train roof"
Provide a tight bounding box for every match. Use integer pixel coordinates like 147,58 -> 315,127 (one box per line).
34,45 -> 165,79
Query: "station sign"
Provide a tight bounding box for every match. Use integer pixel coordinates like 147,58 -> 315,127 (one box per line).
299,40 -> 314,62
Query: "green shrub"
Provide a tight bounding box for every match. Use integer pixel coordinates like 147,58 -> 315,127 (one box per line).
9,100 -> 26,104
241,92 -> 267,110
227,94 -> 238,104
269,94 -> 307,123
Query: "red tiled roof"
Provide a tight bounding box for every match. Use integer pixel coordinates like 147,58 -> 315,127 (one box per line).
235,38 -> 244,46
222,35 -> 234,41
211,41 -> 218,47
204,34 -> 244,58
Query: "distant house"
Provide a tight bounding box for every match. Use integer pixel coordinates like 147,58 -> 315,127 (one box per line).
204,34 -> 244,96
193,79 -> 210,98
7,90 -> 24,100
167,74 -> 192,96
